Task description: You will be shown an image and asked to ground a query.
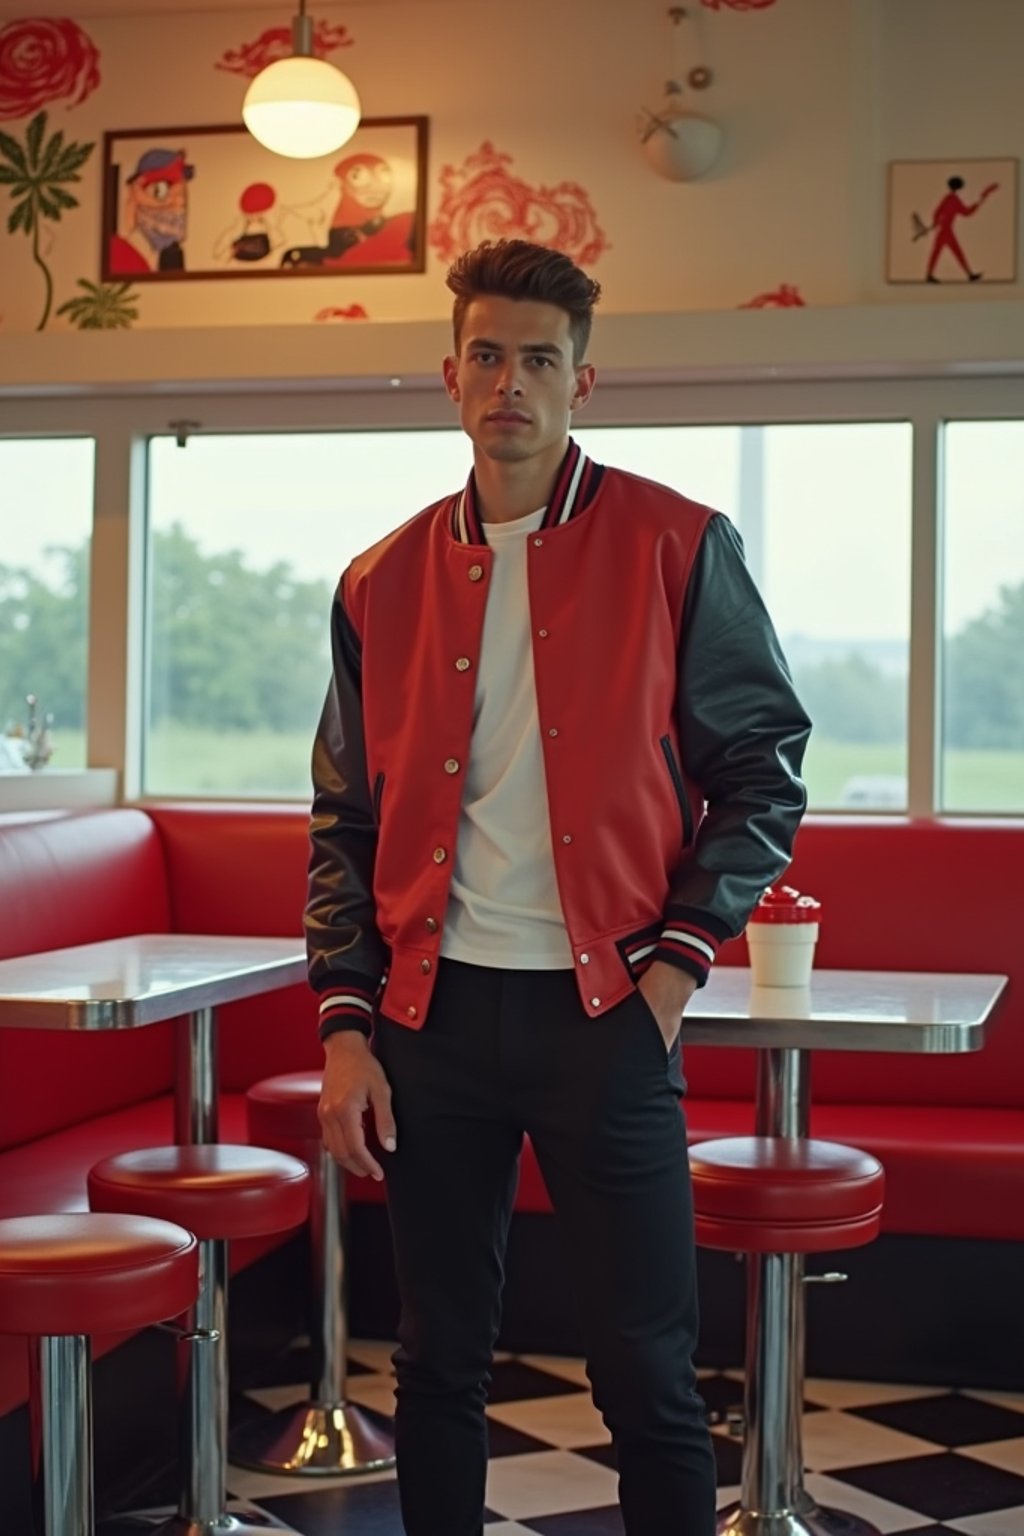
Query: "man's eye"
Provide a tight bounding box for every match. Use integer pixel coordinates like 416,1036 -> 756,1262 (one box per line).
530,355 -> 553,367
150,180 -> 171,202
473,352 -> 496,364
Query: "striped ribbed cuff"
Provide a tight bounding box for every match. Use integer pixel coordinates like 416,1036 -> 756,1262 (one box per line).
653,910 -> 730,989
317,979 -> 378,1041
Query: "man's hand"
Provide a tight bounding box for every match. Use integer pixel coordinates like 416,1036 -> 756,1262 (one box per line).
318,1030 -> 397,1182
638,960 -> 699,1054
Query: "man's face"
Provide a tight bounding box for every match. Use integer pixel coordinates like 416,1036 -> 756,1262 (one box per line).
443,295 -> 595,464
343,160 -> 391,211
130,175 -> 188,250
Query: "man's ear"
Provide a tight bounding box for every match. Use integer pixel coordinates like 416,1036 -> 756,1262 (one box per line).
442,354 -> 461,402
571,363 -> 597,411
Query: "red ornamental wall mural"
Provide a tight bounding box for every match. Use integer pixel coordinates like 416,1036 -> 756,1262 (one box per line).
429,142 -> 608,268
739,284 -> 805,308
314,304 -> 369,321
215,21 -> 353,78
0,17 -> 101,120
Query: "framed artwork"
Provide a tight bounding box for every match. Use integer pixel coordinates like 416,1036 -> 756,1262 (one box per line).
886,158 -> 1017,284
100,117 -> 428,281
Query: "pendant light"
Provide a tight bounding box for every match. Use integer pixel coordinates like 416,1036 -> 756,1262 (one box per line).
242,0 -> 361,161
638,6 -> 723,182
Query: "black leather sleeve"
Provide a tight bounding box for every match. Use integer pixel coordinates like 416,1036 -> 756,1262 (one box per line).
304,584 -> 390,1034
658,513 -> 812,963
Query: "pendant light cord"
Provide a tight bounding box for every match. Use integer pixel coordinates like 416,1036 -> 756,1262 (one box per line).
293,0 -> 314,57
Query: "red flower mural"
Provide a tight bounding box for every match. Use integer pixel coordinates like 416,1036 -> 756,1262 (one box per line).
739,284 -> 806,308
430,142 -> 608,267
0,17 -> 100,120
702,1 -> 777,9
215,20 -> 352,78
314,304 -> 369,322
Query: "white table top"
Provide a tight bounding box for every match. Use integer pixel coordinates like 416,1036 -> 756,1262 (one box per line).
0,934 -> 307,1031
0,940 -> 1008,1053
682,967 -> 1009,1053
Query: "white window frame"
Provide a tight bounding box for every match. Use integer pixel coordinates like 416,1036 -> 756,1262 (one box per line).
1,375 -> 1021,816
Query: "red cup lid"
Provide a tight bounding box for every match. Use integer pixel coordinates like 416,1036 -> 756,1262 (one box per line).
748,884 -> 822,924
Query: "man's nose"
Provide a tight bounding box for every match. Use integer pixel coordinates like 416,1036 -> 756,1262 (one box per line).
497,368 -> 524,396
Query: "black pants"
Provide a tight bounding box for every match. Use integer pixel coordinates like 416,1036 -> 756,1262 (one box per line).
373,958 -> 717,1536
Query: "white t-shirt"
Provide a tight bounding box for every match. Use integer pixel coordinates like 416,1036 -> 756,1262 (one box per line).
440,506 -> 574,969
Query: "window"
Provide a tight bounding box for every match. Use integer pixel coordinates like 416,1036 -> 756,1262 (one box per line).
143,430 -> 469,796
0,438 -> 93,772
941,420 -> 1024,813
576,424 -> 914,811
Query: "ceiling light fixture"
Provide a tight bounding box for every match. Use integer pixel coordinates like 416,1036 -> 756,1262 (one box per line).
638,6 -> 724,182
242,0 -> 361,161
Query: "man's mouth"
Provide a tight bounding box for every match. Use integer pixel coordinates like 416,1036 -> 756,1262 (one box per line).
486,410 -> 531,423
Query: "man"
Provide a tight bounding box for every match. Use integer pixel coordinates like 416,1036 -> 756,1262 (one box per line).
306,238 -> 810,1536
108,147 -> 194,275
924,174 -> 997,283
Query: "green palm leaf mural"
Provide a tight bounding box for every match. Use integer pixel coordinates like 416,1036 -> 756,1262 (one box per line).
56,278 -> 139,330
0,109 -> 95,331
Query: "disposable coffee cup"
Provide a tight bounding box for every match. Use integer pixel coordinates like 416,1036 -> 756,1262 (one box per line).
746,884 -> 821,988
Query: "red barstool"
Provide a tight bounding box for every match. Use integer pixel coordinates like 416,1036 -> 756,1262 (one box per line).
0,1213 -> 199,1536
231,1070 -> 395,1476
690,1136 -> 885,1536
88,1145 -> 309,1536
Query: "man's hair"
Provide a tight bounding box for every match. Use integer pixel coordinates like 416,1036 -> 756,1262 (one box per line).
446,239 -> 602,363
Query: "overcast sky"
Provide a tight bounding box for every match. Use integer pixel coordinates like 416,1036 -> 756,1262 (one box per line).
3,420 -> 1021,642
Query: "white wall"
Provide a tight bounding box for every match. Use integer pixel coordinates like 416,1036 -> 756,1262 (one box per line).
0,0 -> 1021,357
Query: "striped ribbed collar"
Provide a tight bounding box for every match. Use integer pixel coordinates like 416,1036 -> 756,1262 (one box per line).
451,439 -> 605,546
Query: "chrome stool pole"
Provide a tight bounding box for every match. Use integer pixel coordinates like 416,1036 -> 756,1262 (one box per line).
229,1142 -> 395,1476
150,1239 -> 294,1535
30,1334 -> 93,1536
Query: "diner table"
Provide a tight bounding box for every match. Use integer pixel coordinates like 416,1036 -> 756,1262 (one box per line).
681,965 -> 1009,1536
0,933 -> 308,1145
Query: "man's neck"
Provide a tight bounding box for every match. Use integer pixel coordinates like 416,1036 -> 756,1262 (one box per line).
473,438 -> 570,524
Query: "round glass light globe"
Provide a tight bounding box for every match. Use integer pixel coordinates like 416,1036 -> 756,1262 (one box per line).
643,111 -> 723,182
243,56 -> 361,160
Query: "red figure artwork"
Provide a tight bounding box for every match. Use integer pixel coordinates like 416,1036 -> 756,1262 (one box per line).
213,181 -> 284,265
701,1 -> 777,10
108,148 -> 195,276
215,19 -> 352,78
429,142 -> 608,267
314,304 -> 370,322
914,175 -> 999,283
0,17 -> 100,119
739,284 -> 806,308
279,153 -> 416,270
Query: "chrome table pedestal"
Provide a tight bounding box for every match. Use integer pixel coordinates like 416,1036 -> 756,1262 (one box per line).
230,1145 -> 396,1475
715,1047 -> 880,1536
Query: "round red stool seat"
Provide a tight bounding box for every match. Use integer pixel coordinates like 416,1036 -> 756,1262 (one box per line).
0,1213 -> 198,1336
88,1144 -> 310,1240
247,1071 -> 322,1146
690,1136 -> 885,1253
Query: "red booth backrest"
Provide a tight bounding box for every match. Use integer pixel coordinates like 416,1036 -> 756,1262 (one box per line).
0,810 -> 174,1152
685,818 -> 1022,1109
145,804 -> 322,1090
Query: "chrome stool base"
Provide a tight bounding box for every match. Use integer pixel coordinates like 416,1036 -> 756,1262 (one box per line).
718,1499 -> 882,1535
154,1511 -> 296,1536
229,1400 -> 396,1475
99,1504 -> 298,1536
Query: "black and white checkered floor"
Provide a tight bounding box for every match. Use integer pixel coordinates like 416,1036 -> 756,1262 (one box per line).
134,1342 -> 1024,1534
